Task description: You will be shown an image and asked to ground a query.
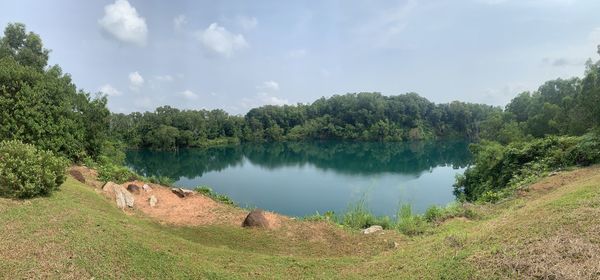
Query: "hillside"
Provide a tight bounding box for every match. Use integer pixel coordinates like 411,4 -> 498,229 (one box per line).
1,166 -> 599,279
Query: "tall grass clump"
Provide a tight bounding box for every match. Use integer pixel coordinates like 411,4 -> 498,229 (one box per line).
395,204 -> 428,236
341,198 -> 392,229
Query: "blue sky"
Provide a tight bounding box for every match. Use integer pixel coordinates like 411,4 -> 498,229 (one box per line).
1,0 -> 599,114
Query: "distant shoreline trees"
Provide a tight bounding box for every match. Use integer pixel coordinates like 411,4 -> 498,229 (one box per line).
109,93 -> 501,150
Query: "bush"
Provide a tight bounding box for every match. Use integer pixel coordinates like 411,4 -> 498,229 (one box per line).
97,163 -> 139,184
0,140 -> 67,198
341,198 -> 393,229
455,133 -> 600,202
395,204 -> 428,236
194,186 -> 235,205
424,205 -> 443,223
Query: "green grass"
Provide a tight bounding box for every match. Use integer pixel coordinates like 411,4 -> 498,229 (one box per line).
1,166 -> 600,279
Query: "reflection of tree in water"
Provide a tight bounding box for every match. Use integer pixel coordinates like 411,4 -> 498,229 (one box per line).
125,140 -> 471,180
242,141 -> 471,176
125,146 -> 245,179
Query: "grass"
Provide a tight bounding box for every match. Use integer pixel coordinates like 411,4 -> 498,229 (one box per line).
1,165 -> 600,278
194,186 -> 235,205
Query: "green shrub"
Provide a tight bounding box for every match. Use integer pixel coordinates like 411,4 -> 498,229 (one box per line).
455,133 -> 600,202
339,198 -> 393,229
424,205 -> 443,223
97,163 -> 139,184
395,204 -> 428,236
148,175 -> 175,186
194,186 -> 235,205
0,140 -> 67,198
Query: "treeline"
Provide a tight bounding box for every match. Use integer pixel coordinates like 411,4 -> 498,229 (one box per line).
456,48 -> 600,201
110,93 -> 500,150
477,54 -> 600,144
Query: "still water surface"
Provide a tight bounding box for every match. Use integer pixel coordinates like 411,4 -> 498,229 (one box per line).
125,141 -> 471,217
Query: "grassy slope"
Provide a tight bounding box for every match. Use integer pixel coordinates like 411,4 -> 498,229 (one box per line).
1,166 -> 599,279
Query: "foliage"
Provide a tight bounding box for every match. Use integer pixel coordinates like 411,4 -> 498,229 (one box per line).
0,23 -> 111,162
479,51 -> 600,142
109,93 -> 499,150
341,198 -> 392,229
97,163 -> 140,184
147,175 -> 175,186
455,133 -> 600,202
194,186 -> 235,205
395,204 -> 429,236
0,140 -> 67,198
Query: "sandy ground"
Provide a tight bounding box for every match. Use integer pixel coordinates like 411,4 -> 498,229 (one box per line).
71,166 -> 285,229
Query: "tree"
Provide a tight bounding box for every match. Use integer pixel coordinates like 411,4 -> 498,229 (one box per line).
0,23 -> 49,71
0,23 -> 111,161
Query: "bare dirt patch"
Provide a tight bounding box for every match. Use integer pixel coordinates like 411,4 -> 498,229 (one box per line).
68,166 -> 287,228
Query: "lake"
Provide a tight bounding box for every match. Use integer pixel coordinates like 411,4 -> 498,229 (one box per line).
125,141 -> 471,217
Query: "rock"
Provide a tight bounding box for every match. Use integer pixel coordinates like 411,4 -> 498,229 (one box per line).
127,184 -> 141,194
362,225 -> 383,235
242,209 -> 269,228
148,195 -> 158,207
102,181 -> 119,192
102,182 -> 134,209
115,191 -> 126,209
171,188 -> 194,198
69,169 -> 85,183
142,184 -> 152,192
387,240 -> 400,249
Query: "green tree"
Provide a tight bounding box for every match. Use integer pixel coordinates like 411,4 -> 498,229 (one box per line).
0,23 -> 49,71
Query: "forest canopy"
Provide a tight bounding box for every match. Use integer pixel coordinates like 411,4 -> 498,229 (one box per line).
109,94 -> 501,150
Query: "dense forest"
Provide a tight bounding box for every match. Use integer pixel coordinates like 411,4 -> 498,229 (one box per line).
2,22 -> 600,202
108,50 -> 600,151
109,93 -> 500,150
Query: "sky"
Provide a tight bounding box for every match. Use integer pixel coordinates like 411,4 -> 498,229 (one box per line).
1,0 -> 600,114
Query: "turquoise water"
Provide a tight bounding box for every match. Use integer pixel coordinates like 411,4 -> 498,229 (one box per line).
125,141 -> 471,217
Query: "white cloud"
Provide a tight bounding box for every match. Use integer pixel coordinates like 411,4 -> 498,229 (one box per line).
258,80 -> 280,91
155,75 -> 174,82
180,90 -> 199,100
129,71 -> 144,91
99,84 -> 122,96
259,93 -> 288,106
98,0 -> 148,46
287,49 -> 307,58
197,23 -> 248,57
237,16 -> 258,30
241,92 -> 289,108
173,14 -> 186,31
